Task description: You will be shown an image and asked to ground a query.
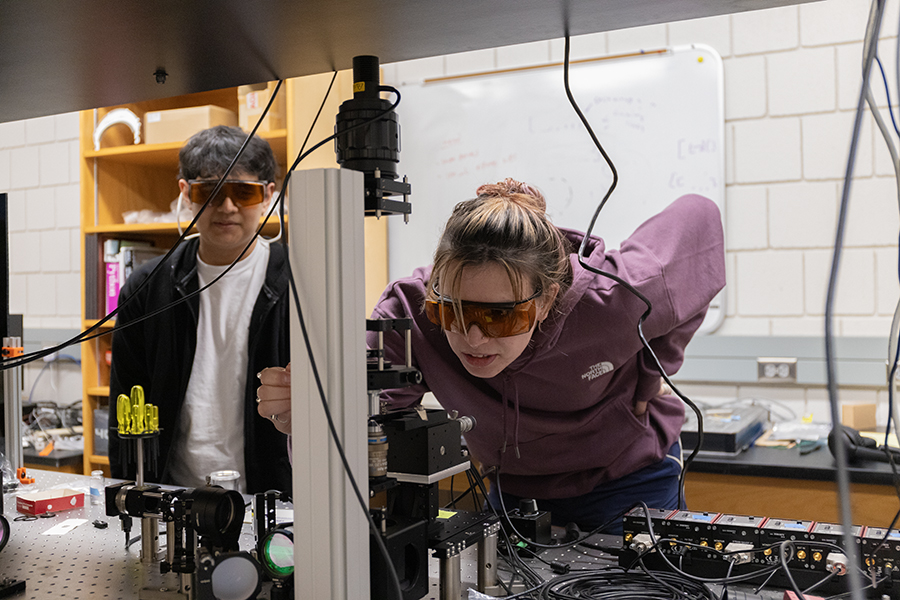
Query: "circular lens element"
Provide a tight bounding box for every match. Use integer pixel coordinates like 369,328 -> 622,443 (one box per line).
262,528 -> 294,578
0,515 -> 9,553
210,554 -> 261,600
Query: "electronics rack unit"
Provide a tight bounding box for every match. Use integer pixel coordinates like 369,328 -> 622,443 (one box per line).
621,507 -> 900,598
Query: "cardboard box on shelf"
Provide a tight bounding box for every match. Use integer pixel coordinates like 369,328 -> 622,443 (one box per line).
143,105 -> 238,145
238,82 -> 286,133
16,489 -> 84,516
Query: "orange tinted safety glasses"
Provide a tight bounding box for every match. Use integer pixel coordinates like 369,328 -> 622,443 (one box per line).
188,180 -> 267,208
425,286 -> 543,338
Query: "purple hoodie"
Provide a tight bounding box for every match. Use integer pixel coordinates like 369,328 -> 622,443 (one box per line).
367,194 -> 726,500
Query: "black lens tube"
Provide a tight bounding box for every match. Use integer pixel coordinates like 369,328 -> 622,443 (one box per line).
335,55 -> 401,179
186,487 -> 244,551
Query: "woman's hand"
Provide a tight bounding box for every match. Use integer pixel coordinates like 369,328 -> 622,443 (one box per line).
257,363 -> 292,434
633,399 -> 648,417
634,378 -> 670,417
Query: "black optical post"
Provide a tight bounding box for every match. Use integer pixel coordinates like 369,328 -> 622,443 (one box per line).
0,193 -> 23,472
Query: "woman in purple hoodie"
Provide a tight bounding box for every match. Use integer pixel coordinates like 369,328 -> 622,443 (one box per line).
258,178 -> 726,534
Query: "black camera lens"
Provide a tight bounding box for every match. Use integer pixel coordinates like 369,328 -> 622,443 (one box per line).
185,486 -> 244,550
335,55 -> 401,179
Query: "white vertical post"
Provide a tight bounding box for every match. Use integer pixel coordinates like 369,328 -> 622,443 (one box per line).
288,168 -> 369,600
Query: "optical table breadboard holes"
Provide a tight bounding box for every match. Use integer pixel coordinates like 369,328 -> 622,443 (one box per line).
0,470 -> 268,600
1,473 -> 142,598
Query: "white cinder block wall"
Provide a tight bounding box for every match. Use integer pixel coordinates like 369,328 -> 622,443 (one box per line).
2,0 -> 899,420
0,114 -> 81,327
0,113 -> 83,405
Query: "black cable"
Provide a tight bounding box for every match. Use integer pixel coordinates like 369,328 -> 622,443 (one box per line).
493,575 -> 516,598
719,559 -> 734,600
494,578 -> 545,600
803,571 -> 837,596
751,568 -> 777,595
875,451 -> 900,555
0,81 -> 287,371
540,567 -> 715,600
779,541 -> 808,600
824,2 -> 887,600
515,544 -> 557,569
465,467 -> 479,506
469,466 -> 486,508
449,463 -> 457,507
887,266 -> 900,449
823,576 -> 889,600
874,55 -> 900,138
562,32 -> 703,510
640,557 -> 716,600
443,469 -> 478,509
871,507 -> 900,556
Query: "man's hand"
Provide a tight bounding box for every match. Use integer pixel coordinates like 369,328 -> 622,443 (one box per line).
257,363 -> 292,434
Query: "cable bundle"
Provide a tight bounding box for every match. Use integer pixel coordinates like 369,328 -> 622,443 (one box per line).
539,568 -> 714,600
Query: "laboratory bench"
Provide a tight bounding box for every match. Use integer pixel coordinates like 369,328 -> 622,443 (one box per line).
684,444 -> 900,527
22,448 -> 84,475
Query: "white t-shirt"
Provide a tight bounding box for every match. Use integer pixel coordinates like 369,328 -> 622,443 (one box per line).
168,239 -> 270,493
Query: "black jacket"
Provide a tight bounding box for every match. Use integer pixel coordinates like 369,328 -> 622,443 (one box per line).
108,238 -> 291,493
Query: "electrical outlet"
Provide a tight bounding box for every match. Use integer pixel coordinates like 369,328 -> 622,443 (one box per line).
757,357 -> 797,383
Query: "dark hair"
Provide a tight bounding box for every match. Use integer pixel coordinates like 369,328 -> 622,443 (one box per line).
428,178 -> 572,315
178,125 -> 277,182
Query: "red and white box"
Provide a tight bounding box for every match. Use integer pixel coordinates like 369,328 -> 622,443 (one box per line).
16,489 -> 84,516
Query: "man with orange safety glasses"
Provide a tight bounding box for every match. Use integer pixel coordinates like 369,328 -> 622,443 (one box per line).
109,126 -> 291,494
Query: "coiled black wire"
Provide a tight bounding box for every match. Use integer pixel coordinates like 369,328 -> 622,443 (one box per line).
539,567 -> 714,600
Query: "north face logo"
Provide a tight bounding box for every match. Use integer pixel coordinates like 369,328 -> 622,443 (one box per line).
581,361 -> 614,381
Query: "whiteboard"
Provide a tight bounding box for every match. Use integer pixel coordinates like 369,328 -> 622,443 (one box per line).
388,44 -> 725,333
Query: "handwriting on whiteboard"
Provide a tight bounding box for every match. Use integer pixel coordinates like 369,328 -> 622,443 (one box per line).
678,138 -> 717,159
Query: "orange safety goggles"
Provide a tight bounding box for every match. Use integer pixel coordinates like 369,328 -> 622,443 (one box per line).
425,285 -> 542,338
188,180 -> 268,208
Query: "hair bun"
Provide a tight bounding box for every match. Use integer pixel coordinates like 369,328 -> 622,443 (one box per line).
476,178 -> 538,198
476,178 -> 546,211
